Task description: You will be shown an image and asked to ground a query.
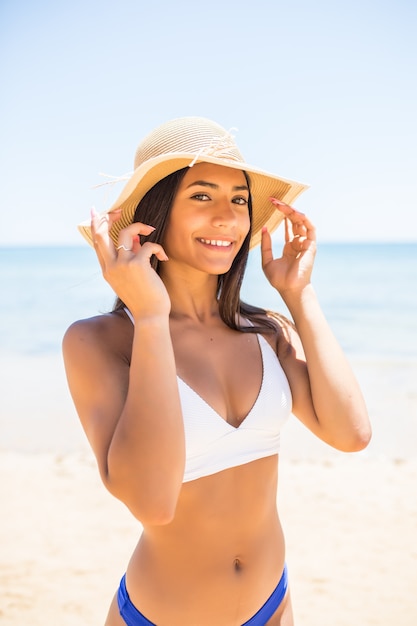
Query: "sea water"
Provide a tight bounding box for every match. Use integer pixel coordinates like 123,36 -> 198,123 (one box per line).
0,243 -> 416,458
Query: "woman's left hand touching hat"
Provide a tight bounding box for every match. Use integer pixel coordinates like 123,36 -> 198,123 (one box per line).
261,198 -> 317,297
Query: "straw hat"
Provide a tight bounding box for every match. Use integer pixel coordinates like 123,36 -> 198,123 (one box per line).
78,117 -> 309,249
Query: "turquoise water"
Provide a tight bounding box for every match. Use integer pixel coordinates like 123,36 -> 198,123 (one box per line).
1,243 -> 416,458
243,243 -> 417,362
1,243 -> 416,361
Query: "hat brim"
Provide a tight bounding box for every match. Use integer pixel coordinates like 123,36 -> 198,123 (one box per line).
78,152 -> 309,250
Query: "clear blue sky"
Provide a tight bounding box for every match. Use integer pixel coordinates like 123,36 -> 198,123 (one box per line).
1,0 -> 416,245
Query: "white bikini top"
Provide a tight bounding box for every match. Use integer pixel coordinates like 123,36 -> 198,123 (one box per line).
124,309 -> 292,482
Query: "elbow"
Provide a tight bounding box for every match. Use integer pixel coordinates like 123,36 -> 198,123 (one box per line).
351,423 -> 372,452
335,417 -> 373,453
103,472 -> 180,526
350,410 -> 373,451
343,431 -> 372,453
104,442 -> 184,526
124,500 -> 176,527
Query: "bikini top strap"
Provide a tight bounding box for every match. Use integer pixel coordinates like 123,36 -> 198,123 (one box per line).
124,307 -> 134,324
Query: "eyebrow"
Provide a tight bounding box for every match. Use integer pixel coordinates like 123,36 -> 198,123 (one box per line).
186,180 -> 249,192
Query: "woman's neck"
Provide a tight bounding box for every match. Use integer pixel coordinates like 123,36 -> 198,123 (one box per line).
160,265 -> 220,324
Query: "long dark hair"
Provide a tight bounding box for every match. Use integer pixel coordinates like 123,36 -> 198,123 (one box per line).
113,167 -> 282,335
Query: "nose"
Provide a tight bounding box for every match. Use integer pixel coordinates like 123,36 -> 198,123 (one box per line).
211,198 -> 237,228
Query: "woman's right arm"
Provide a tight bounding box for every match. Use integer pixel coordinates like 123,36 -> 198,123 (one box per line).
62,213 -> 185,525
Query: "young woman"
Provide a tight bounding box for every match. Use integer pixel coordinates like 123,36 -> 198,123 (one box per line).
63,117 -> 371,626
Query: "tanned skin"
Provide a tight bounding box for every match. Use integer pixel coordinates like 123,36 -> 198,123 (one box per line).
63,163 -> 371,625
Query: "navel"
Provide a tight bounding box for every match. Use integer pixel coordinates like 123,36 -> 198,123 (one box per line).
233,557 -> 242,572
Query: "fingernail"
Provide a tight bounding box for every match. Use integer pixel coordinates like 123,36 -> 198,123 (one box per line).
146,224 -> 156,231
269,197 -> 287,207
90,206 -> 98,217
262,226 -> 268,234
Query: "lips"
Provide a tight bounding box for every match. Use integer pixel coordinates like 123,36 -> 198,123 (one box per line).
197,238 -> 233,247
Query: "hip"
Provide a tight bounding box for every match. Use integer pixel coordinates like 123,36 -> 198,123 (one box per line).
120,524 -> 286,625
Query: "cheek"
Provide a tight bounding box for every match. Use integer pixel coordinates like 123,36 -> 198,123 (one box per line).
240,212 -> 251,237
161,219 -> 192,259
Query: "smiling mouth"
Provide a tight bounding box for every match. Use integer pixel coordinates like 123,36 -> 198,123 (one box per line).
197,238 -> 233,248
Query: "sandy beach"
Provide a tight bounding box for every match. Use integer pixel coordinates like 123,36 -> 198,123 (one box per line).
1,354 -> 417,625
2,451 -> 416,625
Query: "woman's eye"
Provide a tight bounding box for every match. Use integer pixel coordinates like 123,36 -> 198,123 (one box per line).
190,193 -> 248,205
192,193 -> 210,201
233,197 -> 249,206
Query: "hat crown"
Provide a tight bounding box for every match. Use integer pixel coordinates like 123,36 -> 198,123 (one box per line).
133,117 -> 244,170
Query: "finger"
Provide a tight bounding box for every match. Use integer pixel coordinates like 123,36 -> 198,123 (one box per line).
91,208 -> 122,246
139,241 -> 169,262
117,222 -> 156,248
270,197 -> 304,220
116,223 -> 156,259
131,235 -> 140,253
91,207 -> 121,268
260,226 -> 274,268
295,216 -> 316,243
300,235 -> 316,254
284,217 -> 291,244
92,207 -> 122,232
270,198 -> 305,224
270,198 -> 316,242
292,234 -> 305,255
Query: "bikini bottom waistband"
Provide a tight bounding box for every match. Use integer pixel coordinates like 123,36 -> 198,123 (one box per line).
117,563 -> 288,626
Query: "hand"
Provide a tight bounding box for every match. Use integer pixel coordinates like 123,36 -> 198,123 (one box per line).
261,199 -> 317,296
91,208 -> 171,319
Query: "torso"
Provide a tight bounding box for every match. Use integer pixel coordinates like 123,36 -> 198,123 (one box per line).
106,311 -> 290,626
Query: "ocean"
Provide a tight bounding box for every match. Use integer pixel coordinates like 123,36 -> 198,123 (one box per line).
1,243 -> 416,458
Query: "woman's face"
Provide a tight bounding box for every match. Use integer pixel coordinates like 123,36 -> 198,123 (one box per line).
162,162 -> 251,276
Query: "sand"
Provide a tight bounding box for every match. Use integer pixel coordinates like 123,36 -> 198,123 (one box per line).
1,354 -> 417,625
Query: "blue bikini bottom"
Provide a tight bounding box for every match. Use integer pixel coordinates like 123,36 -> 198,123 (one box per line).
117,563 -> 288,626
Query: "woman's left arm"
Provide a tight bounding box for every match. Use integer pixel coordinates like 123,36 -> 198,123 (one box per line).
262,199 -> 371,451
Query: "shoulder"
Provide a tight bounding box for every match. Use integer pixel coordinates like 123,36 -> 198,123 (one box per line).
63,310 -> 133,363
254,311 -> 301,362
64,311 -> 121,338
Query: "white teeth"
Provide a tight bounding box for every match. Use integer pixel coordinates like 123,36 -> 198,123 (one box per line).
200,238 -> 231,247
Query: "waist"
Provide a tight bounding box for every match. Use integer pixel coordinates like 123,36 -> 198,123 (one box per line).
126,527 -> 286,626
124,457 -> 284,622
